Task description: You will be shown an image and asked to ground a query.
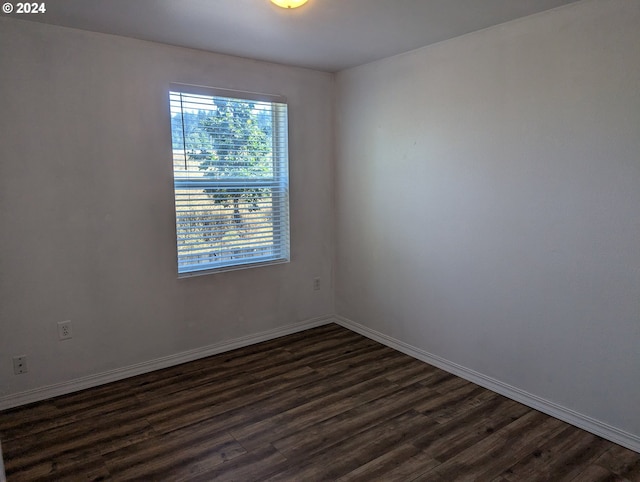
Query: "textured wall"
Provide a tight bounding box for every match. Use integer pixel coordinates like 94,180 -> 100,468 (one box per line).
0,18 -> 334,397
335,0 -> 640,438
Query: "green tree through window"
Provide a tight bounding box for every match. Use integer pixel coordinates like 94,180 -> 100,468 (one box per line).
198,98 -> 271,226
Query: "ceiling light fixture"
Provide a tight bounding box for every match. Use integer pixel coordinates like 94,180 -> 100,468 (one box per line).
270,0 -> 309,8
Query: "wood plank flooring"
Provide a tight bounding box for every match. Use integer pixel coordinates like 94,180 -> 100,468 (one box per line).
1,323 -> 638,481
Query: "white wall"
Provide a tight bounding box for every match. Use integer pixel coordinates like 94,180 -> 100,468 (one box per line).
335,0 -> 640,440
0,18 -> 334,398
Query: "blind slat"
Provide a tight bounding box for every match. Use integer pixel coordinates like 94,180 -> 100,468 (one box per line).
177,236 -> 287,254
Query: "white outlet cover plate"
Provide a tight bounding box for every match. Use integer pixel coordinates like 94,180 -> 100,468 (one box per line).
57,320 -> 73,340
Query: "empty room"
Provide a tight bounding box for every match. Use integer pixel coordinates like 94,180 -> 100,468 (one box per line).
0,0 -> 638,480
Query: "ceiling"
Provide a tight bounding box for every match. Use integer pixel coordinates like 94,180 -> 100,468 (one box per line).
15,0 -> 580,72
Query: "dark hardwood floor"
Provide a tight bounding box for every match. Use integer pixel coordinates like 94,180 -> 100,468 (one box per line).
1,323 -> 638,481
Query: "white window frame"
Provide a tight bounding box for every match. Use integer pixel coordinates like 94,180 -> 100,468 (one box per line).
169,83 -> 290,277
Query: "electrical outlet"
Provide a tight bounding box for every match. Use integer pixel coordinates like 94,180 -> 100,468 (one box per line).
13,355 -> 28,375
58,320 -> 73,340
313,277 -> 321,290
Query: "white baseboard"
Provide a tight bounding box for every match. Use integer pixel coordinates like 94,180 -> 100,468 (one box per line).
0,315 -> 334,411
3,313 -> 638,454
333,315 -> 640,454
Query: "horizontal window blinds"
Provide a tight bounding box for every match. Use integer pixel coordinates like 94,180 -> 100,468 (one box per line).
169,86 -> 290,275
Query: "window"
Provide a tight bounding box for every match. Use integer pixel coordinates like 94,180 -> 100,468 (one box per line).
169,84 -> 290,276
